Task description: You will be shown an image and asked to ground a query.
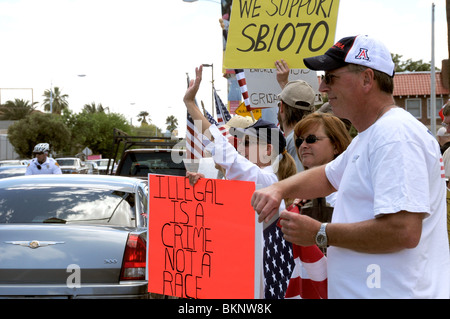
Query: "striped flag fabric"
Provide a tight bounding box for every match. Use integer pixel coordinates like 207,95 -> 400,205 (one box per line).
185,74 -> 203,161
279,204 -> 328,299
285,244 -> 328,299
234,69 -> 252,112
213,89 -> 233,140
186,111 -> 205,160
214,88 -> 232,126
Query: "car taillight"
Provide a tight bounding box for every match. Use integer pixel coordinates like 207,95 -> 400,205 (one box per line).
120,234 -> 146,281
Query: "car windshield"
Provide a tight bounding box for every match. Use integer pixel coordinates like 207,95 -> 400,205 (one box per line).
95,159 -> 110,166
57,159 -> 77,166
122,152 -> 186,177
0,186 -> 136,226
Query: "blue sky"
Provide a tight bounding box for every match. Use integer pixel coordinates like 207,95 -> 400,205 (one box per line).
0,0 -> 446,135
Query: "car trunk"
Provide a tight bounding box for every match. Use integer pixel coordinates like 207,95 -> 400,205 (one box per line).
0,224 -> 129,284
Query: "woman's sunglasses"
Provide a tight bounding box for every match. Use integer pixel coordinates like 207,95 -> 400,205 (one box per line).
295,135 -> 328,148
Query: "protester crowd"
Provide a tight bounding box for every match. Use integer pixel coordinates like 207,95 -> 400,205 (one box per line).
184,35 -> 450,299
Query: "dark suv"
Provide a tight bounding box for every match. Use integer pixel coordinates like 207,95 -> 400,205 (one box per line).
115,149 -> 186,179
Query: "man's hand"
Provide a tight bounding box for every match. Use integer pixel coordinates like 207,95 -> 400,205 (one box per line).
186,171 -> 205,186
183,65 -> 203,105
279,210 -> 320,246
251,184 -> 283,223
275,59 -> 290,89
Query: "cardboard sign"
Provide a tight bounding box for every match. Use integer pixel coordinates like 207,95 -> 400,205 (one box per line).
223,0 -> 340,69
244,68 -> 320,109
147,174 -> 258,299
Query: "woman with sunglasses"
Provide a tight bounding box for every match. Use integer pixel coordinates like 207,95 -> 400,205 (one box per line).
294,112 -> 351,170
291,112 -> 352,211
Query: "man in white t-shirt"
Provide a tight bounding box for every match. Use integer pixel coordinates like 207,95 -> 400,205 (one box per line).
251,35 -> 450,298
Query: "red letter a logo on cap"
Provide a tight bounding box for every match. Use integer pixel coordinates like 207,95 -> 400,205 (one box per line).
355,48 -> 370,61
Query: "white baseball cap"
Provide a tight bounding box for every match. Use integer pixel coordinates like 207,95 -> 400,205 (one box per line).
303,35 -> 395,77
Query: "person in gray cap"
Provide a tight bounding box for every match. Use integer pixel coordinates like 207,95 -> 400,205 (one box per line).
252,35 -> 450,298
275,59 -> 316,172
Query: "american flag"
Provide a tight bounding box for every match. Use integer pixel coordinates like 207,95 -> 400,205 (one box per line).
186,111 -> 206,160
263,219 -> 295,299
214,88 -> 232,125
280,205 -> 328,299
186,90 -> 234,160
213,89 -> 233,140
202,105 -> 218,126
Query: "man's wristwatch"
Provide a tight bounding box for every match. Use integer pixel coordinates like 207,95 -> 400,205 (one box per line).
315,223 -> 328,248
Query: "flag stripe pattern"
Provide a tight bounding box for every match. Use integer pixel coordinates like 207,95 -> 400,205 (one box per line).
234,69 -> 252,112
284,245 -> 328,299
186,111 -> 205,160
214,89 -> 233,139
280,205 -> 328,299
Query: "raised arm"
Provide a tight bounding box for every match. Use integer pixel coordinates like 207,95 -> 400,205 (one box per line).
275,59 -> 290,89
183,65 -> 213,137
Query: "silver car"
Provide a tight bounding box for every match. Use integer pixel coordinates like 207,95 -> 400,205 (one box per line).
0,174 -> 149,299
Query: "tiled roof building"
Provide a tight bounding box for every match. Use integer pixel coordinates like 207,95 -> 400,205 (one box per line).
393,71 -> 450,127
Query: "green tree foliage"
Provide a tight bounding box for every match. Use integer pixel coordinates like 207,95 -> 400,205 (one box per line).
42,86 -> 69,115
132,123 -> 161,137
165,115 -> 178,133
82,102 -> 109,114
137,111 -> 150,126
392,53 -> 439,72
0,99 -> 38,120
7,112 -> 71,158
69,111 -> 131,158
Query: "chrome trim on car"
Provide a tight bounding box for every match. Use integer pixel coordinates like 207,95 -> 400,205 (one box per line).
4,240 -> 65,249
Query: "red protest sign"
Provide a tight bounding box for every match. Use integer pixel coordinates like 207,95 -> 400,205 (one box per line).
147,174 -> 257,299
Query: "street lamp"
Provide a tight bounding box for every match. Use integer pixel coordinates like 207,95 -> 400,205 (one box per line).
184,0 -> 221,117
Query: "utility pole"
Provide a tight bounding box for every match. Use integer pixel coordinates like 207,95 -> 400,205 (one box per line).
431,3 -> 436,136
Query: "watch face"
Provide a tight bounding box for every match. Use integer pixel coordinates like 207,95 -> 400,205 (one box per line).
317,234 -> 326,245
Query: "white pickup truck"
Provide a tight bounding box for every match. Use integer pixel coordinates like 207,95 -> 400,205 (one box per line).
56,157 -> 89,174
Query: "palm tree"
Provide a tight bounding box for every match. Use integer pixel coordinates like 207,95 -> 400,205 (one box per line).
42,86 -> 69,115
165,115 -> 178,132
0,99 -> 38,120
83,102 -> 109,113
137,111 -> 150,126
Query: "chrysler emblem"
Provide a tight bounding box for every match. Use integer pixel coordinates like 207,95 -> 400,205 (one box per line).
4,240 -> 65,249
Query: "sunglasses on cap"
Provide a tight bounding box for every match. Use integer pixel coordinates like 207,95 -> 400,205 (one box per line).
295,135 -> 329,148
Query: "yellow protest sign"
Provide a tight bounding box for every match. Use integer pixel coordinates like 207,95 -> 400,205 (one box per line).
235,102 -> 262,119
223,0 -> 340,69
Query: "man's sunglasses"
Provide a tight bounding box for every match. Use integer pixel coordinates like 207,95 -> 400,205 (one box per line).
295,135 -> 328,148
321,71 -> 354,85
